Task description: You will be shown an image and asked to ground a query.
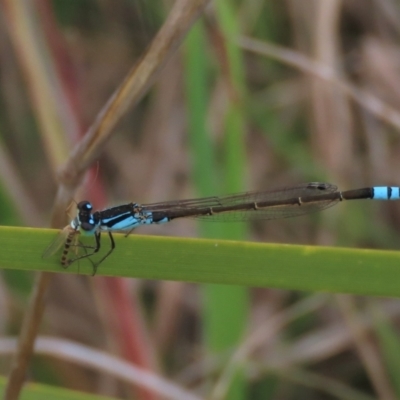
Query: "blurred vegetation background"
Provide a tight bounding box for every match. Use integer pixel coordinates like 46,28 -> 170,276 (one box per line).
1,0 -> 400,399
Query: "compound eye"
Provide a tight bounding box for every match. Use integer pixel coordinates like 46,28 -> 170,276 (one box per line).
81,221 -> 96,232
77,201 -> 93,211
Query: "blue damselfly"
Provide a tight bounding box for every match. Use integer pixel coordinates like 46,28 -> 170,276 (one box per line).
43,182 -> 400,274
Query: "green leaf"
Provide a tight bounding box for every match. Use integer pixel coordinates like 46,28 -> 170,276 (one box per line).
2,226 -> 400,297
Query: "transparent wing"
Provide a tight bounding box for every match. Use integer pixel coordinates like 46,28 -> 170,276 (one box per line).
42,226 -> 76,258
142,182 -> 339,222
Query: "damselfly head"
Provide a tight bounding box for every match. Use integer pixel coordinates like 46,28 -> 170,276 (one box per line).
76,201 -> 98,234
77,200 -> 93,213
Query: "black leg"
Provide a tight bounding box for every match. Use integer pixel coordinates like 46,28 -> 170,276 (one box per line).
91,232 -> 115,275
74,241 -> 97,251
64,232 -> 101,268
124,228 -> 135,237
64,232 -> 116,275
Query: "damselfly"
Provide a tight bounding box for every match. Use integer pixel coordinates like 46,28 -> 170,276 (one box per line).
43,182 -> 400,274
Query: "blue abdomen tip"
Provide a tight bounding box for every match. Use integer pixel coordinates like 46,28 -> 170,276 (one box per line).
373,187 -> 400,200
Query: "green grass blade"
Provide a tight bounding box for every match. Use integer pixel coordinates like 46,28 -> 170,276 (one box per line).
184,16 -> 248,400
183,22 -> 216,199
209,1 -> 249,397
2,226 -> 400,297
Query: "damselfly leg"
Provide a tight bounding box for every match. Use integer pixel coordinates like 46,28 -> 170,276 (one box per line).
61,232 -> 115,275
44,226 -> 94,273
